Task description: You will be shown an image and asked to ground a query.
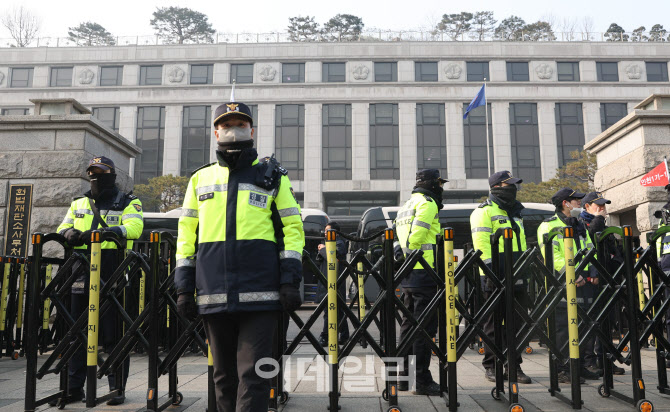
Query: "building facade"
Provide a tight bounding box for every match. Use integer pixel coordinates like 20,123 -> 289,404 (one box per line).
1,41 -> 669,218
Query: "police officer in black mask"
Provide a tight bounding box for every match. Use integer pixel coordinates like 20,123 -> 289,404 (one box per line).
54,156 -> 144,405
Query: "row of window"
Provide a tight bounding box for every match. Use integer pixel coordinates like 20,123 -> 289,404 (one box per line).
4,60 -> 669,88
121,102 -> 628,186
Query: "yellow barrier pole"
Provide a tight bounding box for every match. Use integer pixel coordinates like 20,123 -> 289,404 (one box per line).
325,229 -> 339,411
42,265 -> 52,331
86,231 -> 102,407
444,229 -> 457,409
139,270 -> 145,316
15,261 -> 26,352
563,227 -> 582,406
453,256 -> 460,329
0,258 -> 11,340
635,253 -> 646,311
357,262 -> 366,319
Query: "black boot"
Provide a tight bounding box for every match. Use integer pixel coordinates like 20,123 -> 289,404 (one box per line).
48,387 -> 85,407
413,380 -> 441,396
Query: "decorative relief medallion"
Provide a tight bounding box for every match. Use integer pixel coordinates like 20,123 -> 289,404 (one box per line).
352,64 -> 370,80
167,66 -> 185,83
444,63 -> 462,79
535,64 -> 554,80
78,68 -> 94,84
625,64 -> 642,79
258,65 -> 277,81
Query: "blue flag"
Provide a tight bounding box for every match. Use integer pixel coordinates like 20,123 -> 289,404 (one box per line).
463,84 -> 486,119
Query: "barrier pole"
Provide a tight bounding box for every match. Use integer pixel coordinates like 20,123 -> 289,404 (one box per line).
563,227 -> 582,408
25,235 -> 44,412
0,257 -> 11,355
138,270 -> 145,325
383,228 -> 399,410
86,231 -> 102,408
444,229 -> 458,411
357,261 -> 366,319
325,228 -> 339,412
543,234 -> 559,394
42,265 -> 52,341
147,231 -> 161,412
502,228 -> 519,405
635,253 -> 646,311
15,260 -> 26,351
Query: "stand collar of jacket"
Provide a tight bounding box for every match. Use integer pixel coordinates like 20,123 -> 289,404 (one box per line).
488,195 -> 525,218
216,147 -> 258,169
412,187 -> 443,208
84,186 -> 119,203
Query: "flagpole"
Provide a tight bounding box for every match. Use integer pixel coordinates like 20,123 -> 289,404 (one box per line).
484,79 -> 491,176
665,156 -> 669,184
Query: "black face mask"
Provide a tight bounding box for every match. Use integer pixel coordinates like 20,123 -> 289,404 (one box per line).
90,173 -> 116,199
490,185 -> 517,205
216,141 -> 254,169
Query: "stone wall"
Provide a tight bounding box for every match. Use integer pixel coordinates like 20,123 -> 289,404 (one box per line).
0,109 -> 140,256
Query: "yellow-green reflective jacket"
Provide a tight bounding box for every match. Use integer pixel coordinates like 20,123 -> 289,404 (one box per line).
174,153 -> 305,313
56,193 -> 144,250
469,199 -> 527,266
657,221 -> 670,270
537,213 -> 594,272
394,192 -> 440,270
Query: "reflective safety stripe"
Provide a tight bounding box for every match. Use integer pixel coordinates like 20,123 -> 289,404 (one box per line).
552,240 -> 561,248
396,209 -> 415,218
278,207 -> 300,218
122,214 -> 143,221
72,281 -> 85,289
280,250 -> 302,260
118,225 -> 127,237
62,218 -> 74,225
421,244 -> 433,251
196,291 -> 281,305
181,208 -> 198,218
100,210 -> 123,216
197,293 -> 227,305
239,291 -> 280,302
238,183 -> 276,197
176,259 -> 196,268
196,184 -> 227,196
491,215 -> 508,221
472,227 -> 493,233
413,220 -> 431,230
483,258 -> 492,264
75,209 -> 94,215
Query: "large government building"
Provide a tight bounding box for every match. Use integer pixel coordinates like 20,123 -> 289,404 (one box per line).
1,40 -> 669,222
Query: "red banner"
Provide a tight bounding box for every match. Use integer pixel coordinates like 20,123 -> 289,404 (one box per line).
640,161 -> 669,187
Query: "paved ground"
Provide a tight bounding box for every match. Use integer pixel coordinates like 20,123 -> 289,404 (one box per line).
1,309 -> 670,411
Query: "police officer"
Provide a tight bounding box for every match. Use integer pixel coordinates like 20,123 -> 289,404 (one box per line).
470,170 -> 531,384
55,156 -> 144,405
537,188 -> 600,382
654,184 -> 670,368
315,221 -> 349,347
394,169 -> 444,396
175,102 -> 305,412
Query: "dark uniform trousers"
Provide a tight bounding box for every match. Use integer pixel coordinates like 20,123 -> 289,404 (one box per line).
203,310 -> 278,412
399,286 -> 438,385
481,285 -> 527,370
320,282 -> 350,340
68,252 -> 130,391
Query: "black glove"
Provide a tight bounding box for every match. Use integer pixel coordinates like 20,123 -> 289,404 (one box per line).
63,228 -> 84,247
279,284 -> 302,312
79,230 -> 92,245
177,293 -> 197,321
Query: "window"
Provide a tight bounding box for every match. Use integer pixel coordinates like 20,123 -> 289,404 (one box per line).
509,103 -> 541,183
50,67 -> 73,87
506,62 -> 529,81
275,105 -> 304,180
597,62 -> 619,82
135,107 -> 165,184
9,68 -> 33,88
416,104 -> 446,177
190,64 -> 213,84
600,103 -> 628,131
140,65 -> 163,85
557,62 -> 580,81
466,62 -> 490,82
230,64 -> 253,84
646,62 -> 669,82
92,107 -> 120,132
374,62 -> 397,82
322,105 -> 352,180
282,63 -> 305,83
181,106 -> 212,176
463,103 -> 494,178
1,108 -> 29,115
322,62 -> 346,82
555,103 -> 585,167
369,104 -> 399,179
100,66 -> 123,86
415,62 -> 438,81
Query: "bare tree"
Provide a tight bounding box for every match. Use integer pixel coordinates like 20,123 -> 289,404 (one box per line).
540,13 -> 558,32
580,16 -> 594,37
1,6 -> 40,47
561,17 -> 578,38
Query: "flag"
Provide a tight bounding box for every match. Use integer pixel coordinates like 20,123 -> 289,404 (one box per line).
463,84 -> 486,119
640,159 -> 669,187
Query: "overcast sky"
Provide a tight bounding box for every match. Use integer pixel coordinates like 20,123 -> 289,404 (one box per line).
1,0 -> 668,39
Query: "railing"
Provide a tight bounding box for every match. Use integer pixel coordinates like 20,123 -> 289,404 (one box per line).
1,30 -> 669,48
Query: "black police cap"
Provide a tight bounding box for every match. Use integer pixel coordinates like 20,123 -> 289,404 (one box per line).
581,191 -> 611,207
87,156 -> 115,173
213,102 -> 254,127
488,170 -> 522,187
416,169 -> 448,183
551,187 -> 586,207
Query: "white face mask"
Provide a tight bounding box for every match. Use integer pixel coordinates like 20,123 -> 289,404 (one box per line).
217,126 -> 252,143
570,206 -> 584,218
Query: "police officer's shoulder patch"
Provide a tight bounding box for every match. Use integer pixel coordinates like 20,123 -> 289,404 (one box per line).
543,216 -> 558,222
191,162 -> 216,176
133,203 -> 142,212
423,195 -> 433,203
478,199 -> 491,208
126,193 -> 138,200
